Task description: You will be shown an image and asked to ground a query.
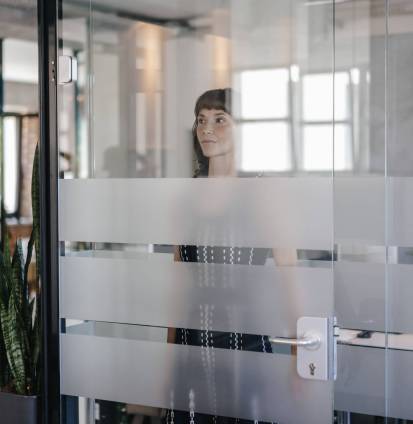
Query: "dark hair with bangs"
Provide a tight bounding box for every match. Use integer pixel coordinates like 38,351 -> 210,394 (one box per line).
192,88 -> 232,177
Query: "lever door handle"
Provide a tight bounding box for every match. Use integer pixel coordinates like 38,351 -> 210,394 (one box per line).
269,334 -> 320,348
269,317 -> 337,381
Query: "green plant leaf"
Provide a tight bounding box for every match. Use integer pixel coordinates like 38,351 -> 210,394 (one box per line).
0,319 -> 11,389
1,233 -> 12,295
0,142 -> 41,396
11,240 -> 25,311
0,317 -> 16,384
29,297 -> 41,395
0,296 -> 26,395
0,241 -> 29,395
24,231 -> 35,297
0,251 -> 12,389
28,143 -> 41,395
0,252 -> 10,308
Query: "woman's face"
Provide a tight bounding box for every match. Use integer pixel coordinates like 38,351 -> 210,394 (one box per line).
196,108 -> 234,158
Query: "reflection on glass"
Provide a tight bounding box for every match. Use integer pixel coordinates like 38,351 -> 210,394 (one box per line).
59,1 -> 336,423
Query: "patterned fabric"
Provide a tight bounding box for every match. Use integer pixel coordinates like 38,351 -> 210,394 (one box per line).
179,245 -> 269,266
165,245 -> 274,424
177,245 -> 272,353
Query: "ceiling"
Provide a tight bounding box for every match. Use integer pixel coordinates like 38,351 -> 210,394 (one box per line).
67,0 -> 230,22
71,0 -> 413,21
1,0 -> 413,42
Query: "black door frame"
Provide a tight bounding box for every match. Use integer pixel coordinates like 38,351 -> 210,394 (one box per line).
38,0 -> 61,422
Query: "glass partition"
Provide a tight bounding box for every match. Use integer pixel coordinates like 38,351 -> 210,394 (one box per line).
333,1 -> 387,420
58,1 -> 335,423
56,1 -> 413,423
387,1 -> 413,422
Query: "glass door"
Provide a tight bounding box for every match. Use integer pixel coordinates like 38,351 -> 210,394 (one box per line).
57,1 -> 337,423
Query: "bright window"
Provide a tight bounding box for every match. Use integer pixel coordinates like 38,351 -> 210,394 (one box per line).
302,71 -> 353,171
240,122 -> 291,171
3,116 -> 20,214
240,69 -> 289,119
238,68 -> 291,173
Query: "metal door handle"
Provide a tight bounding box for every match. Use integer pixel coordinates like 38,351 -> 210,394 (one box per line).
58,55 -> 78,84
269,317 -> 337,381
269,334 -> 320,348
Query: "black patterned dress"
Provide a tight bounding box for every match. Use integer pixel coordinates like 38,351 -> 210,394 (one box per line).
167,245 -> 273,424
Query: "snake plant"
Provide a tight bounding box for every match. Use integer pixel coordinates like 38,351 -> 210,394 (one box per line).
0,145 -> 41,396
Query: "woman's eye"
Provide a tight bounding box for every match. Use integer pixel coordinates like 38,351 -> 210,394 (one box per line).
216,117 -> 226,124
198,118 -> 206,125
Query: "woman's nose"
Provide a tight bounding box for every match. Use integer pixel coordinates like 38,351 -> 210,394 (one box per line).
203,126 -> 214,134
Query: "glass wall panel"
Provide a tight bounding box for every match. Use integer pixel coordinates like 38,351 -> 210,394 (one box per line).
55,1 -> 413,423
333,0 -> 387,422
388,1 -> 413,421
58,1 -> 335,423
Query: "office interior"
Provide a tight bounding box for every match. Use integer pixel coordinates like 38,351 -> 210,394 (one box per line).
2,0 -> 413,423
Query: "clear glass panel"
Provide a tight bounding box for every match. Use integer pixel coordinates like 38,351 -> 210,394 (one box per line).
59,0 -> 336,181
333,0 -> 388,422
388,2 -> 413,421
55,0 -> 413,423
59,1 -> 335,423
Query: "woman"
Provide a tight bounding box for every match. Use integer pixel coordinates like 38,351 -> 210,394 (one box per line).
192,88 -> 236,178
167,89 -> 276,424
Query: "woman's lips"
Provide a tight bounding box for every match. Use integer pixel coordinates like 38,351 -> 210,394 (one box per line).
201,139 -> 216,143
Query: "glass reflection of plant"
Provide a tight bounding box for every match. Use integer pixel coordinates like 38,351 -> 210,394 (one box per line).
0,145 -> 41,396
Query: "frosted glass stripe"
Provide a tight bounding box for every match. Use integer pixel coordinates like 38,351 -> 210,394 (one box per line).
61,334 -> 333,424
334,177 -> 385,245
335,262 -> 413,334
59,178 -> 333,249
335,262 -> 385,332
335,177 -> 413,246
335,345 -> 385,417
388,264 -> 413,333
388,349 -> 413,420
335,345 -> 413,421
388,177 -> 413,246
60,256 -> 333,336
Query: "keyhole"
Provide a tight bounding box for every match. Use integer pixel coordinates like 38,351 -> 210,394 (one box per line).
309,363 -> 316,376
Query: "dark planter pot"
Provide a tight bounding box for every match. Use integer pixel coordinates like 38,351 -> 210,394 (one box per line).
0,391 -> 38,424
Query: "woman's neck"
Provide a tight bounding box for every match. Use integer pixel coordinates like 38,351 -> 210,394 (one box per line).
208,153 -> 236,177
